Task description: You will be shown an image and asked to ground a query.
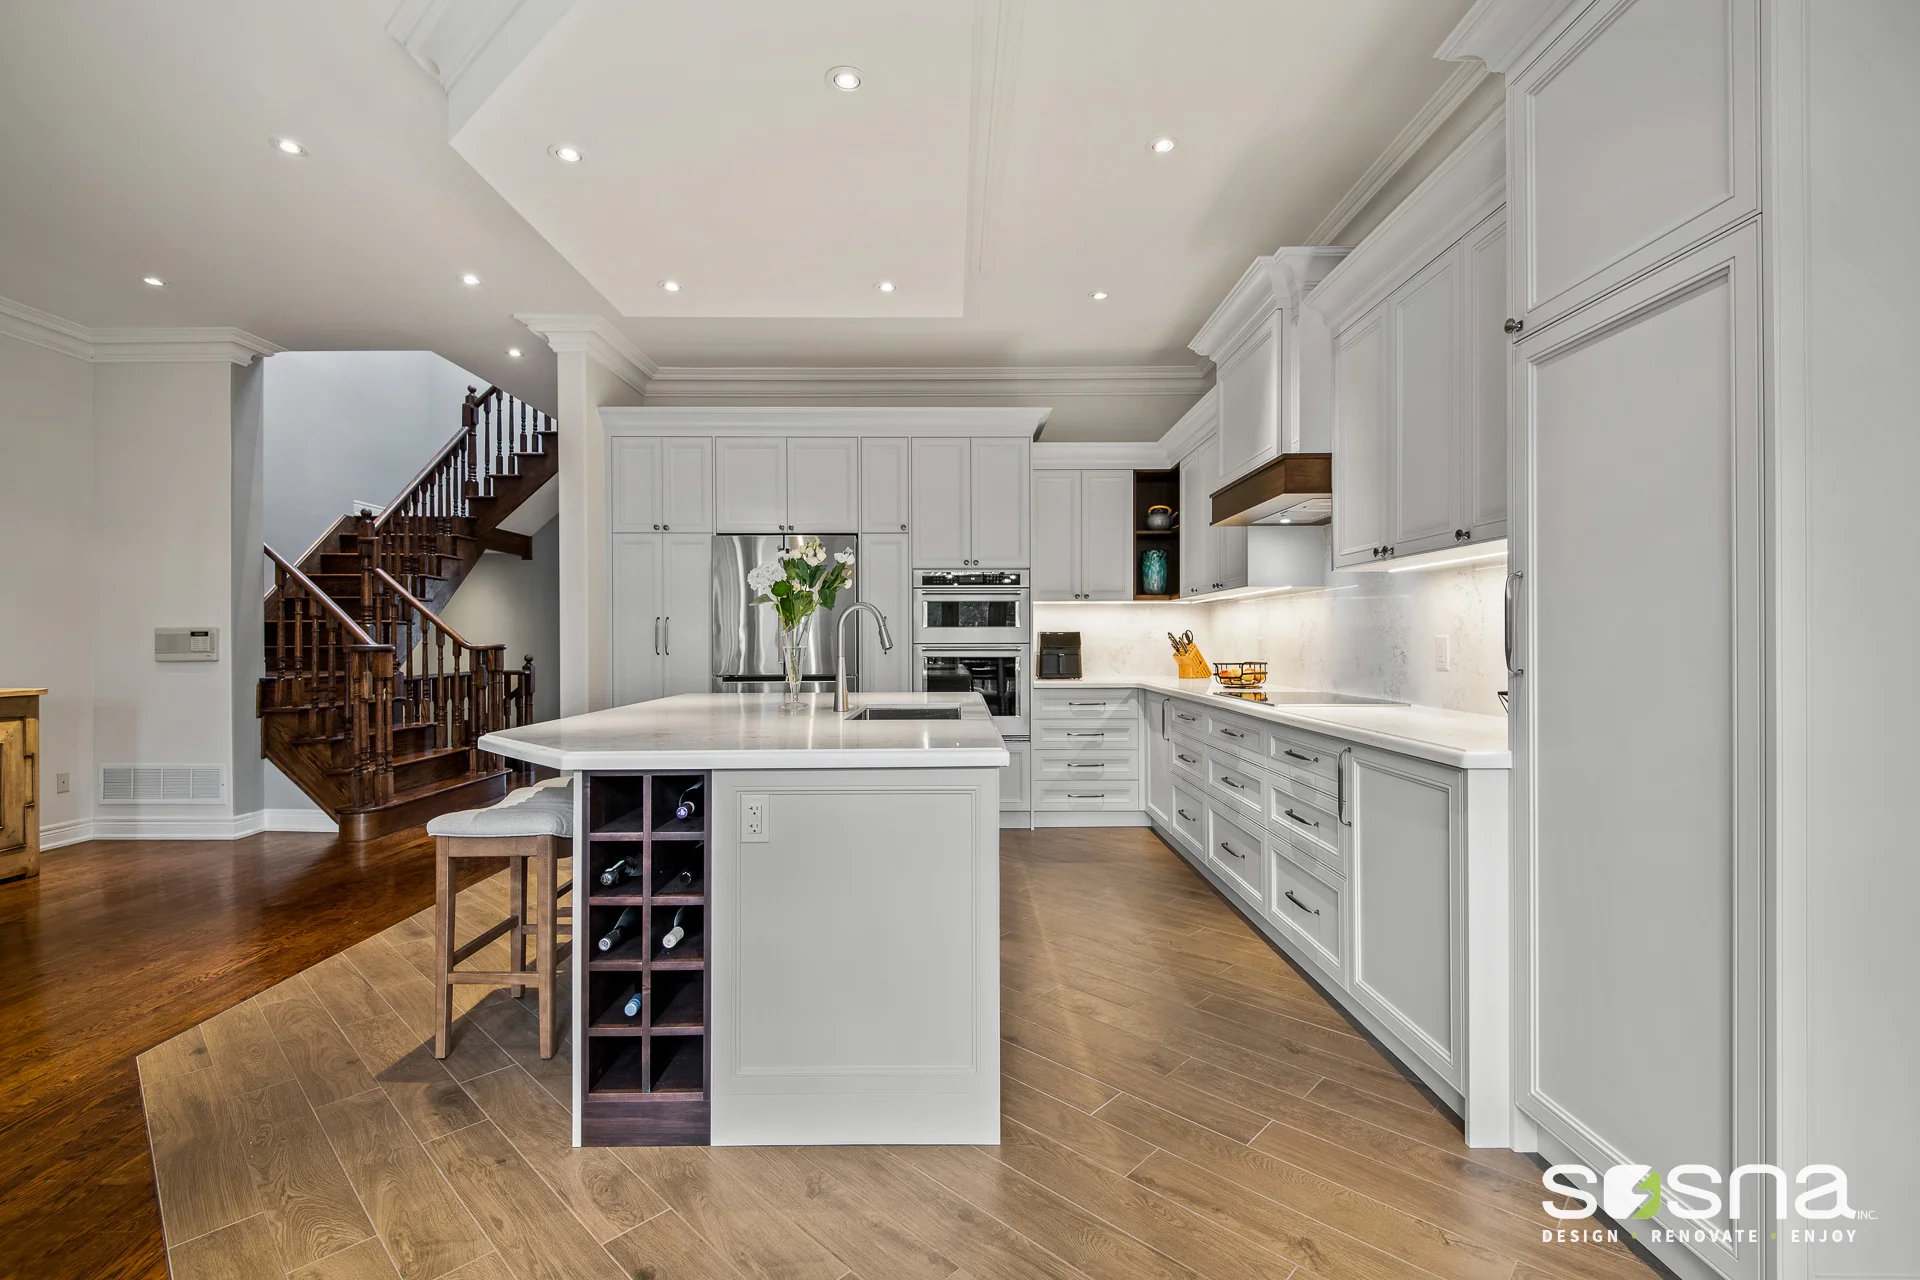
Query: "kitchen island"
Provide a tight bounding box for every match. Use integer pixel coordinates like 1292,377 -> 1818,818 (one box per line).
478,691 -> 1006,1148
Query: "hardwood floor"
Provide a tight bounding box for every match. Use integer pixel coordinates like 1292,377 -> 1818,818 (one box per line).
17,826 -> 1660,1280
0,830 -> 500,1280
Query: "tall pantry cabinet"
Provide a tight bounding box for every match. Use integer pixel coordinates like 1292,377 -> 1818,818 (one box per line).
1442,3 -> 1920,1280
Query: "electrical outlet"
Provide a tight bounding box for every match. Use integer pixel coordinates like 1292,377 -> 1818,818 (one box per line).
741,795 -> 768,842
56,772 -> 70,794
1432,635 -> 1452,672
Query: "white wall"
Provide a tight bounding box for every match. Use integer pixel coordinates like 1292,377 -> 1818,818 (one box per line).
1033,549 -> 1508,717
0,330 -> 95,841
439,516 -> 561,725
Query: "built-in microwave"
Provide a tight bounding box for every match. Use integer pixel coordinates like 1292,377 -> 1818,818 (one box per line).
913,569 -> 1029,647
913,645 -> 1027,737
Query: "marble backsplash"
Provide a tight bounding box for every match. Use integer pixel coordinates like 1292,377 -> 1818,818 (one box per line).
1032,553 -> 1510,717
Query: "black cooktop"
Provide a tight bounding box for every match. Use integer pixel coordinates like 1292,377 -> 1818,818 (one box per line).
1212,689 -> 1406,706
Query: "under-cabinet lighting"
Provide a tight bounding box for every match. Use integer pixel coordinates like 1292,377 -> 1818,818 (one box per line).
828,66 -> 863,91
1386,549 -> 1507,574
271,137 -> 307,156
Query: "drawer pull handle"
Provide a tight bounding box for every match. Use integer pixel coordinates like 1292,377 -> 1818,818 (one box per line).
1284,808 -> 1320,829
1066,763 -> 1103,769
1218,841 -> 1246,861
1218,728 -> 1246,739
1065,731 -> 1106,738
1284,890 -> 1321,917
1067,701 -> 1108,707
1176,808 -> 1195,821
1282,749 -> 1318,764
1175,712 -> 1198,721
1176,752 -> 1197,764
1067,793 -> 1104,799
1221,777 -> 1246,790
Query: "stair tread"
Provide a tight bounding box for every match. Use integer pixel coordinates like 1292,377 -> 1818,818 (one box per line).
335,767 -> 514,814
324,743 -> 471,776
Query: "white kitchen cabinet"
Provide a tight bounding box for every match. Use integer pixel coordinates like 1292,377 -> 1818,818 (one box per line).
1000,739 -> 1031,813
1389,250 -> 1463,557
786,437 -> 859,531
1215,315 -> 1280,484
860,437 -> 911,533
968,436 -> 1031,568
910,437 -> 1030,568
1175,434 -> 1247,596
1144,695 -> 1173,828
854,532 -> 912,693
1330,307 -> 1391,567
1032,469 -> 1131,601
1461,214 -> 1508,540
610,532 -> 711,705
715,437 -> 788,532
611,436 -> 714,534
1345,745 -> 1464,1089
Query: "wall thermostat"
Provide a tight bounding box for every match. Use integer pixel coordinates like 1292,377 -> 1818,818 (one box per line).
155,627 -> 220,662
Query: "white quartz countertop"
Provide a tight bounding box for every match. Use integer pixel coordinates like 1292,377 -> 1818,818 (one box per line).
1054,676 -> 1512,769
478,691 -> 1009,772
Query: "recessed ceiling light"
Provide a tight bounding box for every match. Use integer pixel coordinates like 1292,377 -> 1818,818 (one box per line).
660,279 -> 682,292
827,66 -> 863,91
1148,136 -> 1177,154
460,273 -> 481,286
271,137 -> 308,156
549,144 -> 584,163
875,281 -> 896,293
507,347 -> 522,359
142,276 -> 166,288
1090,290 -> 1109,301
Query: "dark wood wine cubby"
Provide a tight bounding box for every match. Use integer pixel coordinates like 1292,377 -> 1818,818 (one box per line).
578,771 -> 710,1145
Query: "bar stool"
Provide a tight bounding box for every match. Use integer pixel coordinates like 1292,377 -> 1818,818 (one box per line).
427,780 -> 574,1059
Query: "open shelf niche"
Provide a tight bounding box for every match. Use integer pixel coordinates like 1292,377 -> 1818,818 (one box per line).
578,771 -> 711,1145
1133,468 -> 1182,600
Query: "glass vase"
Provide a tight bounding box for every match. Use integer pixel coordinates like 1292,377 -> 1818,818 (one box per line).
778,620 -> 808,712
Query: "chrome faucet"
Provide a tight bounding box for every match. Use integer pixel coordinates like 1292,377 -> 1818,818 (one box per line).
836,602 -> 894,713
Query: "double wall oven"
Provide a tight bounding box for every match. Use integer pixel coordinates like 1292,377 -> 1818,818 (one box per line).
911,569 -> 1029,737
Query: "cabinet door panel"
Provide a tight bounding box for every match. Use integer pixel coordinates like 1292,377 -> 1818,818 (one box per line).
609,436 -> 661,532
1390,250 -> 1463,555
860,437 -> 911,533
909,438 -> 970,566
1464,215 -> 1509,538
1144,697 -> 1173,826
1079,470 -> 1134,600
968,437 -> 1030,567
609,533 -> 663,706
1000,740 -> 1031,811
1211,517 -> 1248,593
660,436 -> 714,533
1331,307 -> 1391,566
1512,0 -> 1758,328
855,533 -> 912,693
787,437 -> 859,532
660,533 -> 711,697
1178,443 -> 1213,595
715,437 -> 788,532
1030,470 -> 1081,601
1216,317 -> 1279,483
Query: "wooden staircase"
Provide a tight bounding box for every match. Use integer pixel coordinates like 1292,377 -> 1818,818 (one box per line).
259,386 -> 558,840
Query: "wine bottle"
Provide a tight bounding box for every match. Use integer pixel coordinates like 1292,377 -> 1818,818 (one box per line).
660,907 -> 689,951
596,906 -> 641,953
597,858 -> 632,888
622,988 -> 644,1018
673,781 -> 703,822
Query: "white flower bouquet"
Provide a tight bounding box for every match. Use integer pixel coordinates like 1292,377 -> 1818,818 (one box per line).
748,538 -> 855,634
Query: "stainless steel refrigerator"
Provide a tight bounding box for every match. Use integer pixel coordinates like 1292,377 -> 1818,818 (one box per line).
710,533 -> 860,693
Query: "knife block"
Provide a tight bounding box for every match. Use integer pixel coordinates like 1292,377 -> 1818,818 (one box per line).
1174,643 -> 1210,679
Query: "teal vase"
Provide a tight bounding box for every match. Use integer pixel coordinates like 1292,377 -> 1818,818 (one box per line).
1140,548 -> 1169,596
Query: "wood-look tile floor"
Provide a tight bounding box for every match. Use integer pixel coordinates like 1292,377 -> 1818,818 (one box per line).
137,827 -> 1657,1280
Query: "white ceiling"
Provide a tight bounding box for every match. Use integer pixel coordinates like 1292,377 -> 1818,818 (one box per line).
0,0 -> 1479,436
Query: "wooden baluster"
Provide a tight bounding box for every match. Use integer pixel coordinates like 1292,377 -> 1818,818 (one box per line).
520,653 -> 536,726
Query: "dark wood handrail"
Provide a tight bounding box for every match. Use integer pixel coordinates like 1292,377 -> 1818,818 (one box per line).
370,418 -> 476,532
263,544 -> 384,649
370,567 -> 500,652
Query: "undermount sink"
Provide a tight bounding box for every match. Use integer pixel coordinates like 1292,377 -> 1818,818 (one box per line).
844,706 -> 962,721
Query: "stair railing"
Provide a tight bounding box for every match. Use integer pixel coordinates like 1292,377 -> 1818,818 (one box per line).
367,385 -> 556,585
262,545 -> 396,810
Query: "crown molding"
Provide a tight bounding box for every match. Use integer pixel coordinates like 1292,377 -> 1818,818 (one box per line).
1032,440 -> 1169,469
1158,385 -> 1219,463
600,405 -> 1051,437
514,313 -> 657,394
0,295 -> 279,364
1436,0 -> 1586,75
1306,60 -> 1493,245
387,0 -> 578,135
1189,249 -> 1349,361
641,363 -> 1210,401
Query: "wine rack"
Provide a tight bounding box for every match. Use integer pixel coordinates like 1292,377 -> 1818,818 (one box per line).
578,771 -> 710,1145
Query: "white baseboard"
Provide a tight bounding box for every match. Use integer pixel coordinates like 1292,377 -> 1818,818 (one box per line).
42,808 -> 340,845
1031,810 -> 1151,828
39,817 -> 95,850
998,811 -> 1033,830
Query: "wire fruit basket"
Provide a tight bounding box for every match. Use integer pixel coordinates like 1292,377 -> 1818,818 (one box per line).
1212,662 -> 1268,688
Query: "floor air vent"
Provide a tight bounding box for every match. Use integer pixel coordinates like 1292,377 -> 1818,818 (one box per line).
99,765 -> 225,804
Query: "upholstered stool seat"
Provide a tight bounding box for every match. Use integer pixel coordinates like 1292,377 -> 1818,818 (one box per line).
427,778 -> 574,1059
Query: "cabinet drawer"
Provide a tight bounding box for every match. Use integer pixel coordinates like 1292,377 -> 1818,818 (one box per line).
1205,750 -> 1266,824
1267,729 -> 1342,800
1203,712 -> 1263,760
1267,839 -> 1343,971
1166,702 -> 1206,735
1206,806 -> 1266,909
1169,739 -> 1206,787
1170,784 -> 1205,852
1033,720 -> 1138,750
1034,749 -> 1139,783
1267,783 -> 1341,872
1035,781 -> 1141,812
1033,689 -> 1137,718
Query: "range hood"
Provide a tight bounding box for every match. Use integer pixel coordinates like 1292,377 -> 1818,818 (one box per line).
1209,453 -> 1332,527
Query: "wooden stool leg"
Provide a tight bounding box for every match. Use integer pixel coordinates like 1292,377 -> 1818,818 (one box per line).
536,845 -> 559,1059
508,852 -> 528,999
433,839 -> 455,1059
